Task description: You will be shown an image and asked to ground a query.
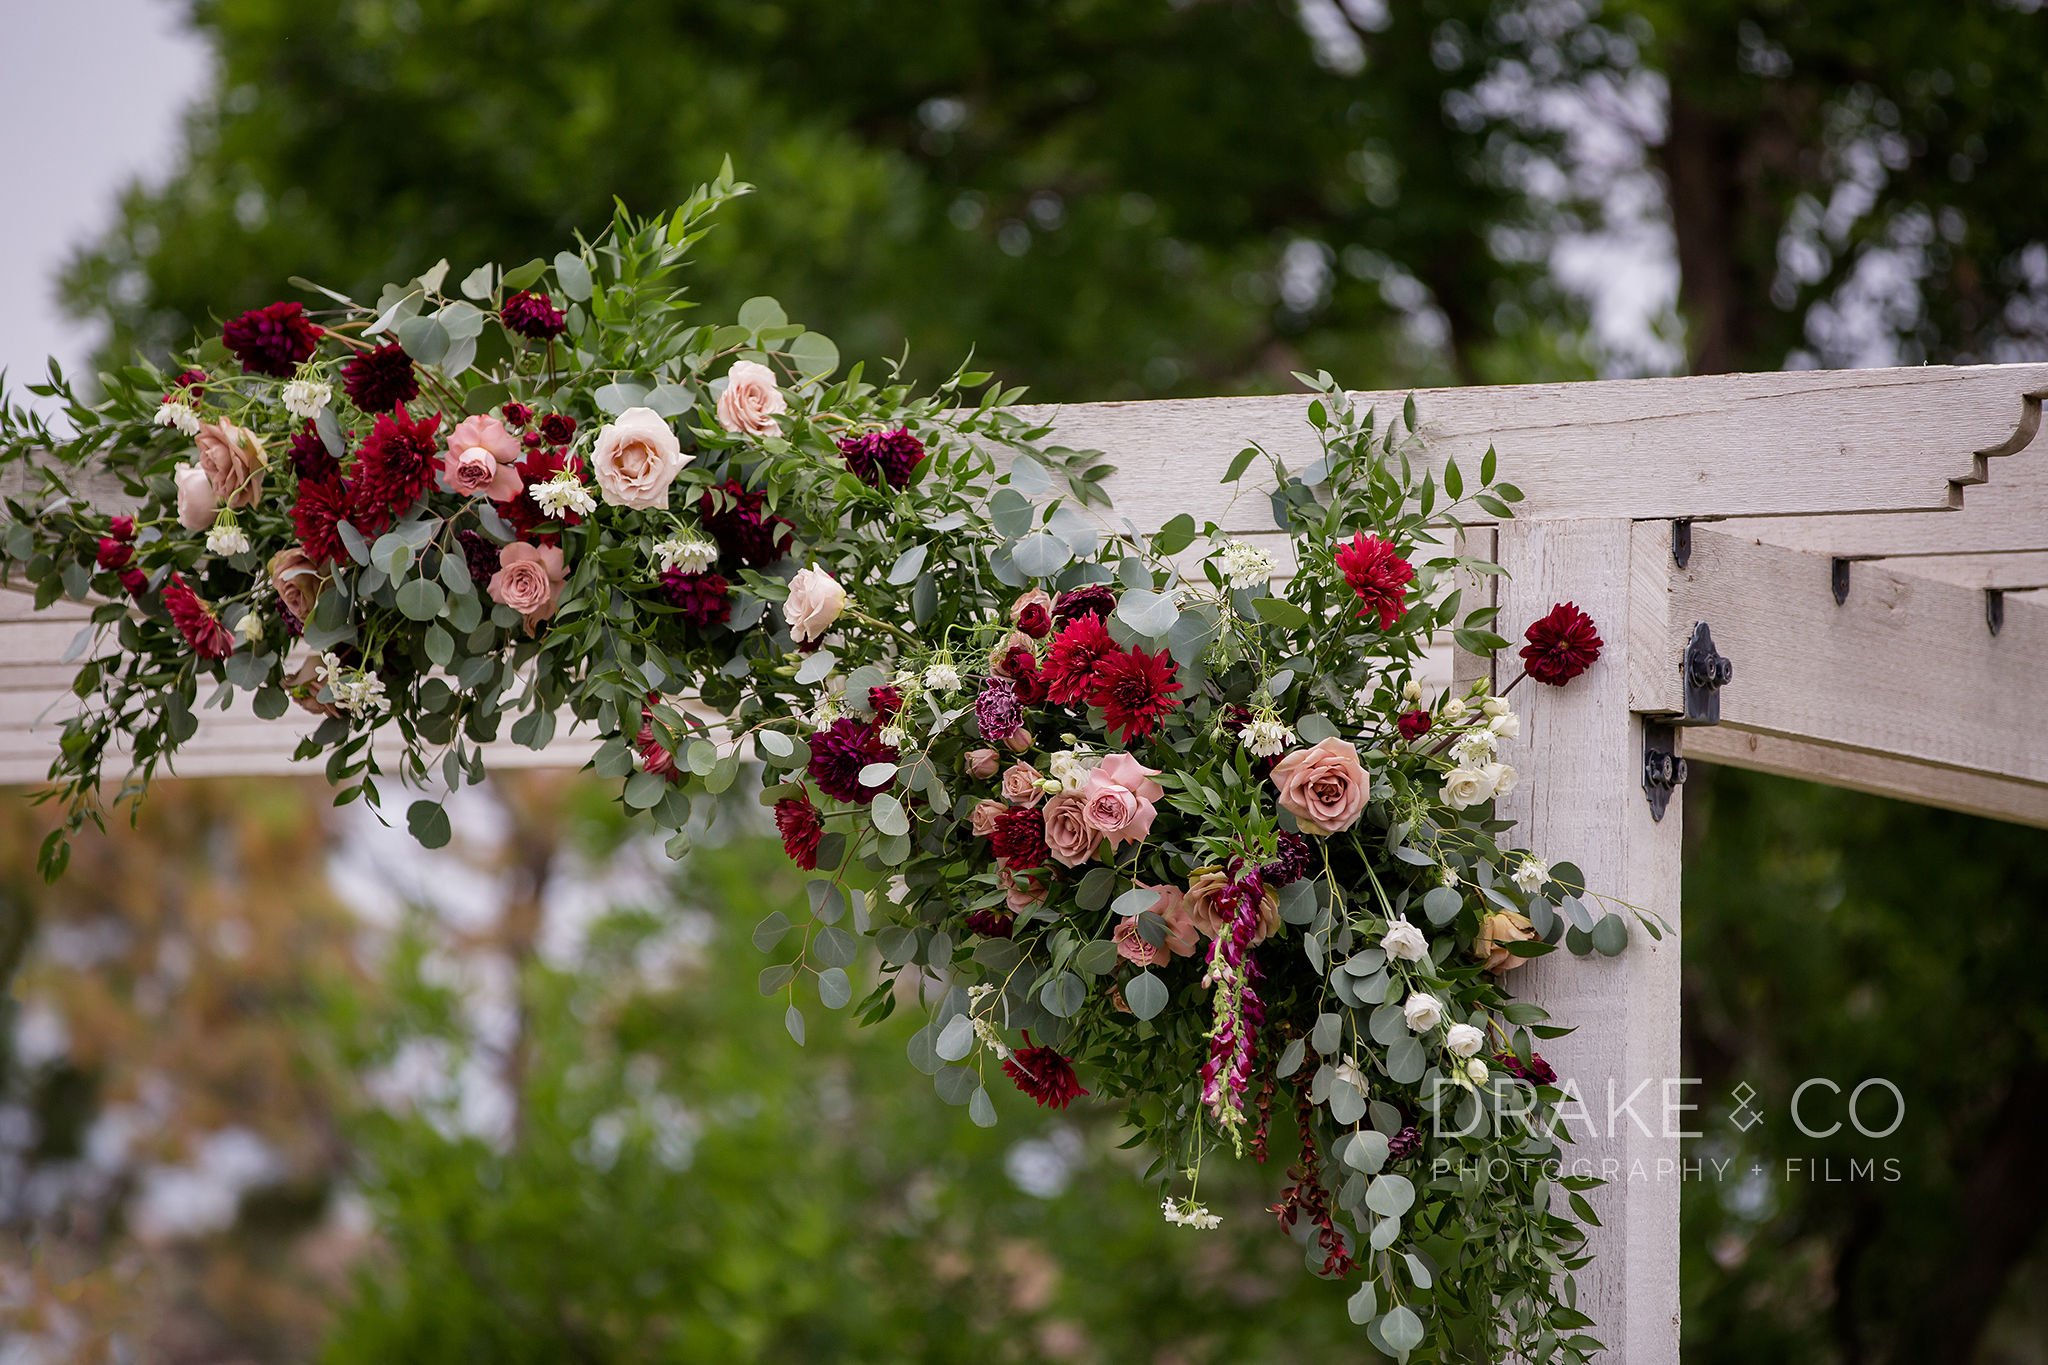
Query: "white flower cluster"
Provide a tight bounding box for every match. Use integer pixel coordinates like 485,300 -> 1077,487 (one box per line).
205,520 -> 251,557
652,534 -> 719,575
967,984 -> 1012,1061
1047,749 -> 1091,793
281,374 -> 332,421
1511,856 -> 1549,894
532,473 -> 597,518
1161,1198 -> 1222,1231
1213,538 -> 1275,589
153,400 -> 201,437
1240,713 -> 1294,759
878,722 -> 908,748
317,651 -> 390,717
921,661 -> 962,694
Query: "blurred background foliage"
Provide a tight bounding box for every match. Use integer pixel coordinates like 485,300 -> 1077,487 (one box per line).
6,0 -> 2048,1360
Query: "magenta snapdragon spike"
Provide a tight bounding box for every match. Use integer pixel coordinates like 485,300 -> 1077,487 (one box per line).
1201,865 -> 1268,1149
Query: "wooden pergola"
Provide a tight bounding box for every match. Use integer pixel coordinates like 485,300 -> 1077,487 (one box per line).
7,361 -> 2047,1361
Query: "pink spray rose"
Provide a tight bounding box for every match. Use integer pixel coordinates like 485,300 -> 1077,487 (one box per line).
715,360 -> 787,438
1040,792 -> 1098,867
1078,753 -> 1163,847
1270,736 -> 1371,835
969,799 -> 1007,838
782,566 -> 847,645
964,748 -> 1001,780
999,865 -> 1048,912
174,464 -> 219,530
440,413 -> 525,500
488,541 -> 566,634
1001,761 -> 1046,808
1113,918 -> 1169,969
591,406 -> 689,509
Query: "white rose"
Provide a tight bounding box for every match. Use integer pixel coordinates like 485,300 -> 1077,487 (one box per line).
1381,917 -> 1429,963
1487,712 -> 1521,739
1465,1058 -> 1490,1085
1480,697 -> 1508,717
1402,992 -> 1444,1033
174,463 -> 219,531
783,565 -> 847,644
1445,1022 -> 1484,1059
1484,762 -> 1519,800
1441,697 -> 1468,722
1441,766 -> 1494,811
591,406 -> 689,510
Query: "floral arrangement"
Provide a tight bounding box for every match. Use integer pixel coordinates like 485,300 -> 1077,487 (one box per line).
0,168 -> 1654,1362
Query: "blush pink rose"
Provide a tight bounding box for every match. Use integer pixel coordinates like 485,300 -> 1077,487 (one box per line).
782,566 -> 847,645
174,463 -> 219,530
440,413 -> 524,501
1078,753 -> 1163,847
488,541 -> 567,634
964,749 -> 1001,780
1143,884 -> 1201,957
999,866 -> 1048,912
1270,736 -> 1371,835
969,799 -> 1006,838
715,360 -> 787,438
1041,792 -> 1098,867
1113,918 -> 1169,969
194,419 -> 267,509
1183,870 -> 1282,946
591,406 -> 689,509
1001,761 -> 1045,808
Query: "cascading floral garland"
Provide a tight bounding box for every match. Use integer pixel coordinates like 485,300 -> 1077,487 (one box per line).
0,167 -> 1656,1363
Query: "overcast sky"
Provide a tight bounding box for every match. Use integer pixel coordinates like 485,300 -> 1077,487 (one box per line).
0,0 -> 209,394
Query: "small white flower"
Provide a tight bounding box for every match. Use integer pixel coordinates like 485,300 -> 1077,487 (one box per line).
205,520 -> 251,557
532,473 -> 598,518
1440,866 -> 1461,888
878,723 -> 907,748
1465,1058 -> 1491,1085
652,534 -> 719,575
1440,696 -> 1469,722
1381,916 -> 1430,963
968,983 -> 997,1008
922,662 -> 962,694
234,611 -> 264,645
1213,539 -> 1275,589
1402,992 -> 1445,1033
1445,1022 -> 1485,1059
1333,1060 -> 1368,1091
1512,856 -> 1549,894
971,1015 -> 1013,1062
153,400 -> 201,437
318,651 -> 390,717
1241,714 -> 1294,759
281,374 -> 332,421
1401,679 -> 1423,704
1047,750 -> 1091,793
1161,1198 -> 1221,1231
1449,728 -> 1498,766
1345,684 -> 1377,720
1487,711 -> 1521,739
810,692 -> 844,728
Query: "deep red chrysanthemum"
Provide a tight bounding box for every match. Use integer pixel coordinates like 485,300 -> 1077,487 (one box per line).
1335,532 -> 1415,631
1397,708 -> 1432,741
348,407 -> 443,531
837,428 -> 928,489
989,805 -> 1050,870
774,794 -> 826,870
96,537 -> 132,571
1052,584 -> 1117,624
1042,612 -> 1117,707
1003,1035 -> 1088,1110
1519,601 -> 1604,686
222,301 -> 321,377
806,718 -> 898,805
965,908 -> 1016,938
501,290 -> 568,341
539,412 -> 577,447
456,529 -> 501,585
288,421 -> 340,482
1089,644 -> 1182,744
162,574 -> 234,659
700,480 -> 794,569
340,343 -> 418,415
292,477 -> 351,565
659,570 -> 732,629
869,685 -> 903,719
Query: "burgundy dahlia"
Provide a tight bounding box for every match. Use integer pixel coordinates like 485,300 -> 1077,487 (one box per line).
292,478 -> 351,566
974,676 -> 1024,743
1387,1125 -> 1422,1160
1089,644 -> 1182,744
501,289 -> 568,341
348,407 -> 443,531
1335,532 -> 1415,631
659,570 -> 732,629
162,574 -> 234,659
457,529 -> 501,585
964,908 -> 1016,938
340,343 -> 419,415
699,480 -> 794,569
222,301 -> 321,377
806,718 -> 898,805
837,427 -> 928,489
1003,1035 -> 1088,1110
1052,583 -> 1117,624
288,421 -> 340,482
989,806 -> 1049,870
539,412 -> 577,447
1042,612 -> 1116,707
775,795 -> 826,869
1519,601 -> 1604,687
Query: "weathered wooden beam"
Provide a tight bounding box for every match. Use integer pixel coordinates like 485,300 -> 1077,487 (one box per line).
1877,552 -> 2048,591
1685,727 -> 2048,830
1711,459 -> 2048,559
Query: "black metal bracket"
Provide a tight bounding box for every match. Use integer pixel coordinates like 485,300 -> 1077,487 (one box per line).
1679,621 -> 1734,724
1672,519 -> 1693,569
1644,720 -> 1687,822
1987,588 -> 2005,638
1832,557 -> 1852,606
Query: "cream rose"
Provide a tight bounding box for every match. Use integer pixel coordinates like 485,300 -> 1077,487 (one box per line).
1445,1022 -> 1485,1059
194,419 -> 267,509
1270,736 -> 1370,836
783,566 -> 847,645
268,546 -> 327,624
1441,766 -> 1495,811
1475,910 -> 1539,974
1183,870 -> 1282,946
1001,761 -> 1045,808
441,413 -> 524,500
487,541 -> 567,634
715,359 -> 787,438
174,463 -> 219,530
591,406 -> 688,509
1040,792 -> 1098,867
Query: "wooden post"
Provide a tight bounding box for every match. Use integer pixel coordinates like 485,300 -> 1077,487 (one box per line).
1487,519 -> 1685,1363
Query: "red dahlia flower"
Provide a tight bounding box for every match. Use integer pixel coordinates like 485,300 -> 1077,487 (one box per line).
990,805 -> 1050,870
1089,644 -> 1182,744
659,570 -> 732,629
348,407 -> 443,531
1052,584 -> 1117,624
222,301 -> 321,377
288,421 -> 341,482
837,428 -> 928,489
341,343 -> 419,415
162,574 -> 234,659
292,478 -> 351,565
806,718 -> 898,805
1003,1035 -> 1088,1109
1042,612 -> 1116,707
1334,532 -> 1414,631
1519,601 -> 1604,686
775,794 -> 826,869
501,290 -> 568,340
700,480 -> 794,569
